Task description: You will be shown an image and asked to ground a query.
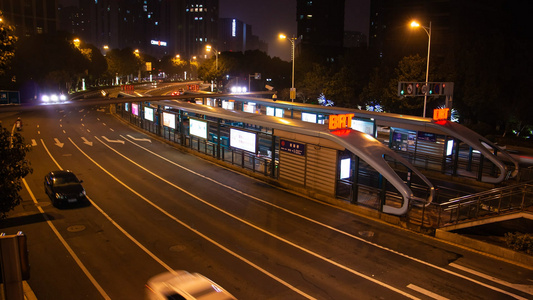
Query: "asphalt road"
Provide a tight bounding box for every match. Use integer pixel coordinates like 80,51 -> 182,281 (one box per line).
1,98 -> 532,299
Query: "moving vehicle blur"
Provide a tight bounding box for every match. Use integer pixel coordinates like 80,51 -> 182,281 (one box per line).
145,270 -> 236,300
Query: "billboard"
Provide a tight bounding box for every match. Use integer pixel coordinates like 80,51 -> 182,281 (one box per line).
162,112 -> 175,129
230,128 -> 256,153
132,103 -> 139,116
144,107 -> 154,121
190,119 -> 207,139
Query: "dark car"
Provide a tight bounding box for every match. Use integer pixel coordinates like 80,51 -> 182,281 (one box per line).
44,170 -> 87,206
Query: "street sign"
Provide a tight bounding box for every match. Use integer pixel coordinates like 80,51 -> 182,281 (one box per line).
398,82 -> 453,97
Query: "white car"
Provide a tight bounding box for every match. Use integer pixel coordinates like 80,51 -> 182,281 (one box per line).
145,270 -> 236,300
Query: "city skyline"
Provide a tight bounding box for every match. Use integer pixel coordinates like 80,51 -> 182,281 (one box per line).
220,0 -> 370,61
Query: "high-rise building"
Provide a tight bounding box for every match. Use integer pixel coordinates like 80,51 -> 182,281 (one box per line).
0,0 -> 59,36
183,0 -> 219,60
60,0 -> 218,60
296,0 -> 345,63
218,18 -> 267,54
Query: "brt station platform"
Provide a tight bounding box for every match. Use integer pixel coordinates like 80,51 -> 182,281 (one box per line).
112,92 -> 532,234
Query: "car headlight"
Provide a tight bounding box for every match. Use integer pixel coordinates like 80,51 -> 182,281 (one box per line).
59,94 -> 67,101
50,94 -> 59,102
42,95 -> 50,102
55,193 -> 67,199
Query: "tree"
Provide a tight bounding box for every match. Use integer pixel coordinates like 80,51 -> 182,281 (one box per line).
103,48 -> 142,83
0,10 -> 18,77
0,123 -> 32,219
12,32 -> 92,94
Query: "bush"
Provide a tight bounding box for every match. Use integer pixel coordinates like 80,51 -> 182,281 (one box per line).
505,232 -> 533,255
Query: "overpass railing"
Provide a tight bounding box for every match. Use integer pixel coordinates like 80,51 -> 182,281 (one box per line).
409,182 -> 533,230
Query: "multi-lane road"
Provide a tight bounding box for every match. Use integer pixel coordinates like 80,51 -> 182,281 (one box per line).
1,95 -> 532,299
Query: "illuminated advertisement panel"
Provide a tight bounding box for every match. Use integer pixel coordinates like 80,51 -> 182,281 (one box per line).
144,107 -> 154,121
340,158 -> 351,179
132,103 -> 139,116
162,112 -> 175,129
301,112 -> 317,123
125,103 -> 130,112
266,106 -> 275,116
230,128 -> 256,153
222,100 -> 235,110
243,102 -> 256,113
275,108 -> 284,118
351,119 -> 374,135
190,119 -> 207,139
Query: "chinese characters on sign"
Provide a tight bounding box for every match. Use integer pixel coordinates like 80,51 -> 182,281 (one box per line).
280,140 -> 305,156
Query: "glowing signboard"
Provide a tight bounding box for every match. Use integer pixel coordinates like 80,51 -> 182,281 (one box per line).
150,40 -> 167,46
340,158 -> 351,179
301,112 -> 317,123
190,119 -> 207,139
230,128 -> 256,153
433,108 -> 450,121
329,113 -> 355,130
162,112 -> 175,129
144,107 -> 154,121
132,103 -> 139,116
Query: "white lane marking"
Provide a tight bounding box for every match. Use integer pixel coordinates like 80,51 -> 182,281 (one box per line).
72,137 -> 317,300
126,134 -> 151,143
122,135 -> 531,299
54,138 -> 64,148
407,284 -> 449,300
109,128 -> 114,132
450,263 -> 533,295
81,137 -> 93,146
101,136 -> 124,144
62,130 -> 66,134
22,139 -> 112,299
100,136 -> 418,299
31,139 -> 37,147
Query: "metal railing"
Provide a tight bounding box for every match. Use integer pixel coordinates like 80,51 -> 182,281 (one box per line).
409,183 -> 533,230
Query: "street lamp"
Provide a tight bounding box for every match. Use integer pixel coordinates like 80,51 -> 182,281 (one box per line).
205,45 -> 218,70
410,20 -> 432,118
279,33 -> 297,102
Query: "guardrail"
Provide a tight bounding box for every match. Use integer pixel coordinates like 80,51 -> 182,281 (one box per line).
409,182 -> 533,230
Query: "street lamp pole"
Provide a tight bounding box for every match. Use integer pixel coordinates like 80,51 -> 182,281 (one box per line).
410,21 -> 431,118
279,34 -> 297,102
206,45 -> 219,91
206,45 -> 218,70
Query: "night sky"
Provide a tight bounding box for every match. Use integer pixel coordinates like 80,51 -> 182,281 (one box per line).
219,0 -> 370,61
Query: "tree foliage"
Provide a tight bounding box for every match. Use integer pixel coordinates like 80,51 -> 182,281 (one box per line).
104,48 -> 142,81
0,124 -> 32,219
0,10 -> 18,77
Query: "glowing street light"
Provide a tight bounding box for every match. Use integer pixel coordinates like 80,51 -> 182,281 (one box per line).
279,33 -> 297,102
205,44 -> 219,70
410,20 -> 432,118
73,38 -> 81,48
